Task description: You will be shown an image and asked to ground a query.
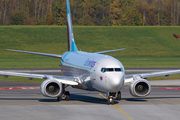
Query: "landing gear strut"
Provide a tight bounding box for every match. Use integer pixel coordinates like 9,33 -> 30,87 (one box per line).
107,92 -> 116,105
57,94 -> 62,101
108,96 -> 114,105
116,91 -> 121,101
57,84 -> 70,102
64,91 -> 70,101
107,91 -> 121,104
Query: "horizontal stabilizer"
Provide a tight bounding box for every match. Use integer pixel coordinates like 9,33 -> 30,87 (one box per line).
6,49 -> 62,58
95,48 -> 126,54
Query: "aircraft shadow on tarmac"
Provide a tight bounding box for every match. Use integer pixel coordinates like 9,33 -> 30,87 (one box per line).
124,96 -> 180,102
39,94 -> 118,104
1,94 -> 180,104
0,98 -> 40,101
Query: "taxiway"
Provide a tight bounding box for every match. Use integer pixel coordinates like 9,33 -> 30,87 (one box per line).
0,80 -> 180,120
0,68 -> 180,120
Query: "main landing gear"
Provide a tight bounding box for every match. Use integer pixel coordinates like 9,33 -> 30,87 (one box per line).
57,91 -> 70,101
107,91 -> 121,105
57,85 -> 70,101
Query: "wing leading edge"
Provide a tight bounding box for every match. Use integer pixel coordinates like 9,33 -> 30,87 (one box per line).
6,49 -> 62,58
125,69 -> 180,83
95,48 -> 126,54
0,71 -> 78,85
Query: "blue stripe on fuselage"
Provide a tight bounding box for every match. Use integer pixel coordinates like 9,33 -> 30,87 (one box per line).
61,51 -> 71,64
72,41 -> 78,51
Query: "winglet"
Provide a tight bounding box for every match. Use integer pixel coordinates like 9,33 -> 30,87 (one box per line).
66,0 -> 78,52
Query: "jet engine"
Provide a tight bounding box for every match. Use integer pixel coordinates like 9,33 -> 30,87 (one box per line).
129,79 -> 151,97
41,79 -> 62,97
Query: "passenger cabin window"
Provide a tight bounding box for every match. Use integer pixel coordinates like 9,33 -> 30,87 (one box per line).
101,68 -> 121,73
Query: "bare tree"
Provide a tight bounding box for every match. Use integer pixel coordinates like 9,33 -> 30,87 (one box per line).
3,0 -> 7,25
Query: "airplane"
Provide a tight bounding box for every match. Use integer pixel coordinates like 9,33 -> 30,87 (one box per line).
1,0 -> 180,104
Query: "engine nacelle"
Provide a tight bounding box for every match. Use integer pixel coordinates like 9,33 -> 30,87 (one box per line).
129,79 -> 151,97
41,79 -> 62,97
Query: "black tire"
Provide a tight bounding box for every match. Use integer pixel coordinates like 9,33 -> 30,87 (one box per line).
111,99 -> 114,104
107,97 -> 110,105
57,95 -> 62,102
116,91 -> 121,101
65,91 -> 70,101
107,97 -> 114,105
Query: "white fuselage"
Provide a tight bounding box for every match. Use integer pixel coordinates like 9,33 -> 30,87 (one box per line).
60,51 -> 125,93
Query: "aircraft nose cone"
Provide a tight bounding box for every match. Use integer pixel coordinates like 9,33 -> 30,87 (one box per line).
108,73 -> 123,92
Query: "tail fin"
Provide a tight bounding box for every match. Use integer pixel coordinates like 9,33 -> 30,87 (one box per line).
66,0 -> 78,52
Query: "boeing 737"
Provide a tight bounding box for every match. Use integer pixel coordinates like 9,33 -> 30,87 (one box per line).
1,0 -> 180,104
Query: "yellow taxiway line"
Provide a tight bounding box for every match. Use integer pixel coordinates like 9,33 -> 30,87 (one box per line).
99,93 -> 132,120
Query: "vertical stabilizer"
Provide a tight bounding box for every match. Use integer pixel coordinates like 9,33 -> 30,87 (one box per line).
66,0 -> 78,52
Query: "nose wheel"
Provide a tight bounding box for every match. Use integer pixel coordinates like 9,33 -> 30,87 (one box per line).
107,91 -> 121,104
108,96 -> 114,105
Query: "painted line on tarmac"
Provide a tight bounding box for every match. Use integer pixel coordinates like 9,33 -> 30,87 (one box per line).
157,87 -> 180,90
99,93 -> 132,120
0,91 -> 38,95
113,104 -> 132,120
0,87 -> 40,90
99,93 -> 107,99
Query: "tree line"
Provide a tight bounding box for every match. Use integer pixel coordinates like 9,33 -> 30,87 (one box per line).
0,0 -> 180,26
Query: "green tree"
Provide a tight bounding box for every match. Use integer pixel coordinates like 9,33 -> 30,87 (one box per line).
110,0 -> 122,26
137,2 -> 150,25
10,10 -> 27,25
46,12 -> 54,25
147,10 -> 156,25
52,0 -> 66,25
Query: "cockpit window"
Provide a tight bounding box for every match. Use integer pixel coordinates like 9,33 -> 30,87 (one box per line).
101,68 -> 106,73
106,68 -> 114,71
115,68 -> 121,71
101,68 -> 121,72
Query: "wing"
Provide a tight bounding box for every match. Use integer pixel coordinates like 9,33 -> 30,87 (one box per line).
95,48 -> 125,54
125,69 -> 180,84
6,49 -> 62,58
0,71 -> 78,85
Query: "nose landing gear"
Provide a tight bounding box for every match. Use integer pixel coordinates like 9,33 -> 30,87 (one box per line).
108,96 -> 114,105
107,91 -> 121,105
116,91 -> 121,101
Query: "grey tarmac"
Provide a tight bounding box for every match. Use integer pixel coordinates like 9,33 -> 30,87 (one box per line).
0,80 -> 180,120
0,68 -> 180,120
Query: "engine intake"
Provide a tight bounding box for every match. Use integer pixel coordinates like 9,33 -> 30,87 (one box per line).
129,79 -> 151,97
41,79 -> 62,97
